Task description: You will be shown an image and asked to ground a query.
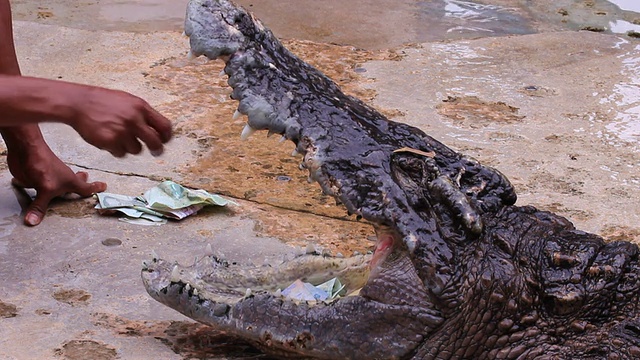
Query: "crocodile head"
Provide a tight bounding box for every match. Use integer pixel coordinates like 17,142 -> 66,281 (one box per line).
142,1 -> 640,358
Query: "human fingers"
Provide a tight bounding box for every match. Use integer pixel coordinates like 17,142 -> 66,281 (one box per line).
22,173 -> 106,226
134,121 -> 164,156
108,145 -> 128,158
90,131 -> 129,157
123,135 -> 143,155
144,106 -> 172,143
68,171 -> 107,197
75,171 -> 89,182
23,190 -> 55,226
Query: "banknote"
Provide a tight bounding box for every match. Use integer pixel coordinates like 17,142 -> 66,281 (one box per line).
281,277 -> 346,301
143,181 -> 234,211
95,181 -> 234,224
282,279 -> 329,301
316,277 -> 346,299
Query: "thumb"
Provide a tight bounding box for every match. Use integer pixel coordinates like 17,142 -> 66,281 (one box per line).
24,193 -> 54,226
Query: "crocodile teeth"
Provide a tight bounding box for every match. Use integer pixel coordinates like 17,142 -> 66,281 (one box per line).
232,109 -> 242,120
185,283 -> 192,291
205,243 -> 214,257
192,288 -> 199,296
291,149 -> 300,157
267,130 -> 276,138
279,135 -> 287,143
405,234 -> 418,253
219,69 -> 226,77
274,288 -> 282,297
187,50 -> 198,60
241,124 -> 256,140
244,288 -> 252,298
170,265 -> 180,282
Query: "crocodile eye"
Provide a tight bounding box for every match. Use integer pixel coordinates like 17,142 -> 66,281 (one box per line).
551,252 -> 578,268
542,286 -> 584,316
624,322 -> 640,336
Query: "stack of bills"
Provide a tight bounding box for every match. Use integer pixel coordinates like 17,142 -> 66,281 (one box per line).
95,181 -> 234,225
281,277 -> 346,301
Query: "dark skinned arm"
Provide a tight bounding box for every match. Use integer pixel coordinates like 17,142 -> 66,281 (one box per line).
0,0 -> 172,225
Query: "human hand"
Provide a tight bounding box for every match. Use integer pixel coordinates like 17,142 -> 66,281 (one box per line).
7,141 -> 106,226
65,85 -> 173,158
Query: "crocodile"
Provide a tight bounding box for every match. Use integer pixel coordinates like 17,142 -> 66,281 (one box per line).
141,0 -> 640,358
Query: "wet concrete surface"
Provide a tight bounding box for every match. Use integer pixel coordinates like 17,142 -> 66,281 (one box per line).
362,30 -> 640,237
10,0 -> 640,49
1,0 -> 640,359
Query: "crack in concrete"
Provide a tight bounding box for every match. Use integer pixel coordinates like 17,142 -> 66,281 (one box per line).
69,162 -> 363,225
69,162 -> 170,182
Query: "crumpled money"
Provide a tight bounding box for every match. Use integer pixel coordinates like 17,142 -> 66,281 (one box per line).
95,181 -> 235,225
281,277 -> 346,301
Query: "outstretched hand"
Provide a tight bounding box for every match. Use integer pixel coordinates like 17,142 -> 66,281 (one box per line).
7,141 -> 106,226
0,76 -> 173,158
67,85 -> 173,158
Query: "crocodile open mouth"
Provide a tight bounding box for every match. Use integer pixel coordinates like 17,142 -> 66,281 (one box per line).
141,242 -> 373,309
141,223 -> 412,310
141,225 -> 437,359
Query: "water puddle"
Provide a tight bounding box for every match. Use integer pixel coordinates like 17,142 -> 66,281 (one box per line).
609,20 -> 640,35
9,1 -> 640,50
413,0 -> 535,43
608,0 -> 640,13
0,181 -> 24,249
600,44 -> 640,147
441,0 -> 530,36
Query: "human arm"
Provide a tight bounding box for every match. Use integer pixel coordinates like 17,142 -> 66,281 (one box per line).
0,0 -> 172,157
0,0 -> 108,225
0,74 -> 173,157
0,0 -> 172,155
0,0 -> 171,225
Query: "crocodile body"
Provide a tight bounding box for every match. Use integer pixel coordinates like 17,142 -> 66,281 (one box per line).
142,1 -> 640,358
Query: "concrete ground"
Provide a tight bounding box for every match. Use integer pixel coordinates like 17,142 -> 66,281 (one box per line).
1,1 -> 640,359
